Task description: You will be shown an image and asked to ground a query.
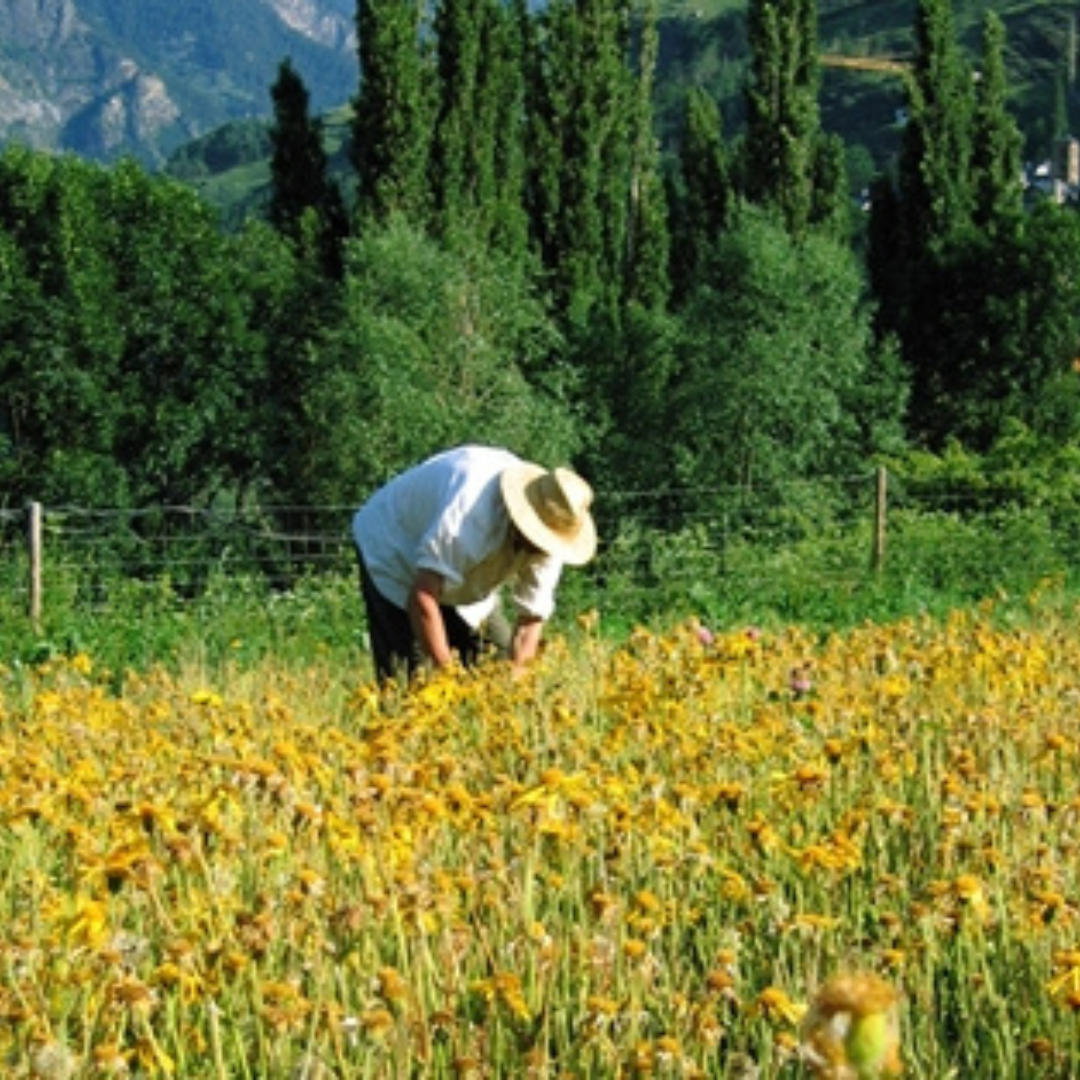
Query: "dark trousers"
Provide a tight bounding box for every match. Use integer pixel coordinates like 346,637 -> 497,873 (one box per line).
356,546 -> 484,681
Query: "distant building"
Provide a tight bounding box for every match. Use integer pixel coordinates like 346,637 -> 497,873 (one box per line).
1053,136 -> 1080,187
1023,138 -> 1080,205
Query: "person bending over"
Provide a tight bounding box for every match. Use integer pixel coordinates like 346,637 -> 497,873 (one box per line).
352,445 -> 597,681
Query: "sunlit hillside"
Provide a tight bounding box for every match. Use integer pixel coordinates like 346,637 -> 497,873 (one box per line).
165,1 -> 1080,222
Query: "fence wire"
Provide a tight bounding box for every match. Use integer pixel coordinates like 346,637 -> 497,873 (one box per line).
5,470 -> 1080,619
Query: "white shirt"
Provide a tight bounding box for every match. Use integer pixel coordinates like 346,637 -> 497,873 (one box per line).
352,446 -> 563,622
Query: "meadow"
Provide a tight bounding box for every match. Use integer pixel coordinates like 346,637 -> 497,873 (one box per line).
2,579 -> 1080,1077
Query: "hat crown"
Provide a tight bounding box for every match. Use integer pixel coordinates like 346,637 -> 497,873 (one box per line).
501,459 -> 597,565
529,468 -> 593,537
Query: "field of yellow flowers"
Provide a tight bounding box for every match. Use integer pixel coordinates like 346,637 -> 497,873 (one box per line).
2,604 -> 1080,1077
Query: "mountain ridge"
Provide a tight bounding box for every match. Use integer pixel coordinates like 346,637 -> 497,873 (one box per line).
0,0 -> 357,166
0,2 -> 1074,173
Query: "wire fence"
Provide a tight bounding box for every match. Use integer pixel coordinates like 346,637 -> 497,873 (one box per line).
5,468 -> 1080,625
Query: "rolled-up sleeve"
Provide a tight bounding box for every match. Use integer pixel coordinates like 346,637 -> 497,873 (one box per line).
511,556 -> 563,621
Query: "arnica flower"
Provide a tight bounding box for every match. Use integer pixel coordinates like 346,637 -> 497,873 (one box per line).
752,986 -> 805,1026
376,966 -> 409,1005
471,973 -> 532,1023
1046,949 -> 1080,1001
801,972 -> 902,1078
952,874 -> 991,924
360,1008 -> 395,1041
584,994 -> 621,1031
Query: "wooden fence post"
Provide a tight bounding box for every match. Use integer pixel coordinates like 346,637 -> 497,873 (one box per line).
28,501 -> 42,628
872,467 -> 887,572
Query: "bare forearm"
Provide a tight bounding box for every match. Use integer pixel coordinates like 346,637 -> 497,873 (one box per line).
510,616 -> 544,667
408,571 -> 453,667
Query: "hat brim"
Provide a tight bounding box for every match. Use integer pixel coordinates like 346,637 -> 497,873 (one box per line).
501,463 -> 598,566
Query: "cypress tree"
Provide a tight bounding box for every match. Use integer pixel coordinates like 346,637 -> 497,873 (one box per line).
741,0 -> 824,236
268,59 -> 348,279
868,1 -> 1044,450
623,0 -> 670,313
897,0 -> 975,253
970,10 -> 1023,235
487,1 -> 531,260
432,0 -> 490,235
671,86 -> 731,304
526,0 -> 637,322
352,0 -> 435,225
431,0 -> 529,258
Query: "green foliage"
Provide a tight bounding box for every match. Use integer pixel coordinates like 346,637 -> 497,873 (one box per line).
164,120 -> 272,180
902,201 -> 1080,451
563,474 -> 1080,640
886,423 -> 1080,513
0,568 -> 365,678
268,59 -> 348,280
970,11 -> 1024,234
742,0 -> 829,235
11,481 -> 1080,677
899,0 -> 976,250
672,205 -> 905,500
352,0 -> 436,224
573,301 -> 681,500
301,218 -> 578,503
432,0 -> 530,260
5,0 -> 1079,553
527,0 -> 641,321
669,85 -> 731,305
0,148 -> 262,507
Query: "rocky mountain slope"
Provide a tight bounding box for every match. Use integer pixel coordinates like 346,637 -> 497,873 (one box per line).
0,0 -> 357,166
1,1 -> 1074,174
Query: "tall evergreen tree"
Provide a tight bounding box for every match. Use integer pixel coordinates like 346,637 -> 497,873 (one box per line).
970,11 -> 1023,235
526,0 -> 637,322
623,0 -> 670,312
431,0 -> 529,258
576,0 -> 675,497
741,0 -> 828,235
671,86 -> 731,305
897,0 -> 975,253
352,0 -> 434,225
867,2 -> 1069,451
268,59 -> 348,279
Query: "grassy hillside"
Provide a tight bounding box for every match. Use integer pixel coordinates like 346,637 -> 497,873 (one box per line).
165,1 -> 1079,223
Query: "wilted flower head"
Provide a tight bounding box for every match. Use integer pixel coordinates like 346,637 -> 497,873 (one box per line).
801,972 -> 902,1078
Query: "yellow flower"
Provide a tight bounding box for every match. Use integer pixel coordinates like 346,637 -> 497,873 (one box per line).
70,652 -> 93,676
153,961 -> 205,1004
361,1008 -> 395,1040
1046,949 -> 1080,1001
494,973 -> 532,1022
376,967 -> 409,1004
106,975 -> 157,1015
952,874 -> 990,923
585,994 -> 620,1024
61,894 -> 110,951
752,986 -> 806,1026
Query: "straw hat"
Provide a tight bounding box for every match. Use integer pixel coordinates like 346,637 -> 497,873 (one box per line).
501,463 -> 598,566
